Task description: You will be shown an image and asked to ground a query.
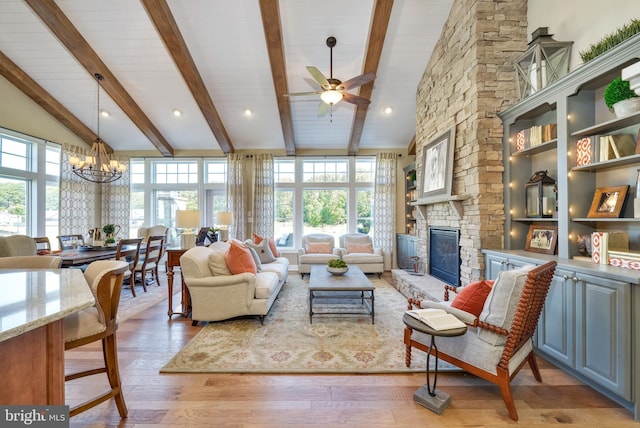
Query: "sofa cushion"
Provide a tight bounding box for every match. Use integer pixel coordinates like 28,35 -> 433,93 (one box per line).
225,240 -> 257,275
450,280 -> 494,317
254,272 -> 279,299
299,253 -> 339,264
207,242 -> 232,275
346,242 -> 373,254
305,242 -> 332,254
342,253 -> 384,264
245,239 -> 276,264
477,265 -> 536,346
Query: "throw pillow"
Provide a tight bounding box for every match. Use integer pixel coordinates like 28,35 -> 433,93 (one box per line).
208,245 -> 232,276
305,242 -> 332,254
252,232 -> 264,244
450,279 -> 494,317
346,242 -> 373,254
224,240 -> 257,275
245,239 -> 276,264
247,247 -> 263,271
268,236 -> 280,258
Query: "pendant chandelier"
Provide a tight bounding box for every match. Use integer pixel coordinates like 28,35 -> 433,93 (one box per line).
68,73 -> 126,184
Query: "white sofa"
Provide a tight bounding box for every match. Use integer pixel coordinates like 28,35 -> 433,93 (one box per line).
337,233 -> 384,277
297,233 -> 340,278
180,242 -> 289,325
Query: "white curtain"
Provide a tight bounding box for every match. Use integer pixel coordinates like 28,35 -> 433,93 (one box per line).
253,153 -> 274,238
60,144 -> 97,238
101,157 -> 130,239
373,153 -> 397,270
227,153 -> 246,240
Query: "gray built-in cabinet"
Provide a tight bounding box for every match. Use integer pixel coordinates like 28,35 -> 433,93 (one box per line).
489,34 -> 640,420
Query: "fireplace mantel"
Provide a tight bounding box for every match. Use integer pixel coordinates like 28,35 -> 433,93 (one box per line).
412,194 -> 468,219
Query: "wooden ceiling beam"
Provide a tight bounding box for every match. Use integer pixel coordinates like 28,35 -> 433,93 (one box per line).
141,0 -> 234,154
347,0 -> 394,156
23,0 -> 174,156
408,134 -> 416,155
0,51 -> 106,149
259,0 -> 296,156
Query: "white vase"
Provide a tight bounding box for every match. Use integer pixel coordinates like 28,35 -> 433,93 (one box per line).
612,97 -> 640,117
327,266 -> 348,275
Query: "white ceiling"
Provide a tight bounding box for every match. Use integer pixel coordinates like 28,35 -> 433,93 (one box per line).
0,0 -> 454,155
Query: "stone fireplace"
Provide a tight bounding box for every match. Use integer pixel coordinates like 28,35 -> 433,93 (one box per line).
428,227 -> 460,286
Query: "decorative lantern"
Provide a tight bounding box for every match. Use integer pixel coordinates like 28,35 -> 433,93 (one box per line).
514,27 -> 572,100
526,170 -> 556,218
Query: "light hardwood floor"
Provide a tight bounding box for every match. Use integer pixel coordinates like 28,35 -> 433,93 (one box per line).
65,272 -> 638,427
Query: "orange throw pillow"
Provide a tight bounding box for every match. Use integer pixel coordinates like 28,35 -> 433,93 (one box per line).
450,279 -> 494,317
252,232 -> 264,244
346,242 -> 373,254
305,242 -> 332,254
224,240 -> 257,274
268,236 -> 280,258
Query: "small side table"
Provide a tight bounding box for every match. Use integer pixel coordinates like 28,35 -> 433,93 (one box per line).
402,313 -> 466,415
166,248 -> 190,318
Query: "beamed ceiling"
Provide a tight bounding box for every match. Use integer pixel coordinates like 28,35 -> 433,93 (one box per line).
0,0 -> 454,156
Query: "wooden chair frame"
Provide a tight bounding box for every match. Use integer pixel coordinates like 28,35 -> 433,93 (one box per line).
115,237 -> 142,297
404,261 -> 557,421
134,235 -> 165,290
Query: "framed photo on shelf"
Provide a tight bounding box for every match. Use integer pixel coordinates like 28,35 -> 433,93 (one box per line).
420,126 -> 455,200
587,185 -> 629,218
525,225 -> 558,255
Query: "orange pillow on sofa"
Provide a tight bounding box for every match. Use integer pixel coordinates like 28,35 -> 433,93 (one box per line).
224,240 -> 257,274
305,242 -> 332,254
450,279 -> 494,317
252,232 -> 264,244
346,242 -> 373,254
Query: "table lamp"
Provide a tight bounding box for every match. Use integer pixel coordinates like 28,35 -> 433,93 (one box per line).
176,210 -> 200,249
215,211 -> 233,242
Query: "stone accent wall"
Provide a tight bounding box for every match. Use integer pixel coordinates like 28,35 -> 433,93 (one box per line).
414,0 -> 528,284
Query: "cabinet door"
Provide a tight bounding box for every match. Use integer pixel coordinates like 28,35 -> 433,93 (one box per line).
396,234 -> 417,269
575,273 -> 631,399
536,268 -> 575,367
485,254 -> 508,279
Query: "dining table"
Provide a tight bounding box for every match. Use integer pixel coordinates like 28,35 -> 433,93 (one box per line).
0,268 -> 94,405
58,244 -> 142,268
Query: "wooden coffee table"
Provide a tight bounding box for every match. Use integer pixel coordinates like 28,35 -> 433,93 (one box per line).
308,265 -> 375,324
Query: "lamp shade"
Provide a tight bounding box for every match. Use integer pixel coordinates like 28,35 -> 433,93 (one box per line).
320,90 -> 343,105
176,210 -> 200,229
215,211 -> 233,226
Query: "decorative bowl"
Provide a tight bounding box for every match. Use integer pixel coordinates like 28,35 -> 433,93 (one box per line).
327,266 -> 348,275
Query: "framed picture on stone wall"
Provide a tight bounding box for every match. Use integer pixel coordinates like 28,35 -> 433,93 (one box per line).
420,126 -> 456,201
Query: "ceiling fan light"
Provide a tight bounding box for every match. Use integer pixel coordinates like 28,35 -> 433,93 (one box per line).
320,90 -> 343,105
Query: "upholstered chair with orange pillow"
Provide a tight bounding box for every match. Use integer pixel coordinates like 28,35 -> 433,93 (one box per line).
337,233 -> 384,277
180,240 -> 289,325
297,233 -> 339,278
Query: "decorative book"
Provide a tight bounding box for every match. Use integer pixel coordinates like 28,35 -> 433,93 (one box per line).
405,308 -> 466,331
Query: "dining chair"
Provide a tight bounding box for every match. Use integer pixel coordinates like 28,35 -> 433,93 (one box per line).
115,237 -> 142,296
34,237 -> 52,254
57,234 -> 85,250
0,255 -> 62,268
63,260 -> 129,418
133,235 -> 165,291
0,235 -> 37,257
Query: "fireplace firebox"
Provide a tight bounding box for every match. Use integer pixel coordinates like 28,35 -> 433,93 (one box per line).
428,227 -> 460,286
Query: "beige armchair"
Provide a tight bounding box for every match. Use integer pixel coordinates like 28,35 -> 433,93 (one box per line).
297,233 -> 340,278
337,233 -> 384,277
0,235 -> 37,257
404,261 -> 557,421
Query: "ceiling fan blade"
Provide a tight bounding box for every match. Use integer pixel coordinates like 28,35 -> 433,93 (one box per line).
283,91 -> 323,97
343,93 -> 371,106
307,66 -> 330,90
338,72 -> 376,91
317,101 -> 329,116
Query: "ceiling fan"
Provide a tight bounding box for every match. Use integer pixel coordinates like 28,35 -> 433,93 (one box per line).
284,36 -> 375,114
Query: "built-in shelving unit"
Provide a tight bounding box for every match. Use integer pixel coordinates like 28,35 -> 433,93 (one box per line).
403,164 -> 417,235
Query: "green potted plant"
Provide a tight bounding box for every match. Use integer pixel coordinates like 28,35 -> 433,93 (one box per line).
327,258 -> 348,275
604,77 -> 640,117
102,224 -> 116,246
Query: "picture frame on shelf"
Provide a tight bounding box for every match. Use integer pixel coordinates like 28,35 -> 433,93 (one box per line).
420,126 -> 455,200
525,225 -> 558,255
587,185 -> 629,218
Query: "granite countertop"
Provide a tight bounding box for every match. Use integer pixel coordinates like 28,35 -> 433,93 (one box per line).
0,268 -> 94,342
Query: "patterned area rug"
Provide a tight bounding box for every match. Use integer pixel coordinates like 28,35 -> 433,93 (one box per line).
161,276 -> 430,373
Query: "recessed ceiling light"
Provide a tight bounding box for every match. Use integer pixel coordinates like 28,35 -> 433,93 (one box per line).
243,108 -> 253,117
172,109 -> 182,117
383,106 -> 393,115
99,109 -> 110,117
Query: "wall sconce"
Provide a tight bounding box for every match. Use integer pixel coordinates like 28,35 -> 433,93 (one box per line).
514,27 -> 572,100
525,170 -> 556,218
176,210 -> 200,249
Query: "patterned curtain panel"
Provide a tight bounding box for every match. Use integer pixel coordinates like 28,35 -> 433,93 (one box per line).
373,153 -> 397,270
227,153 -> 246,240
101,157 -> 130,239
252,153 -> 274,238
60,144 -> 97,237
